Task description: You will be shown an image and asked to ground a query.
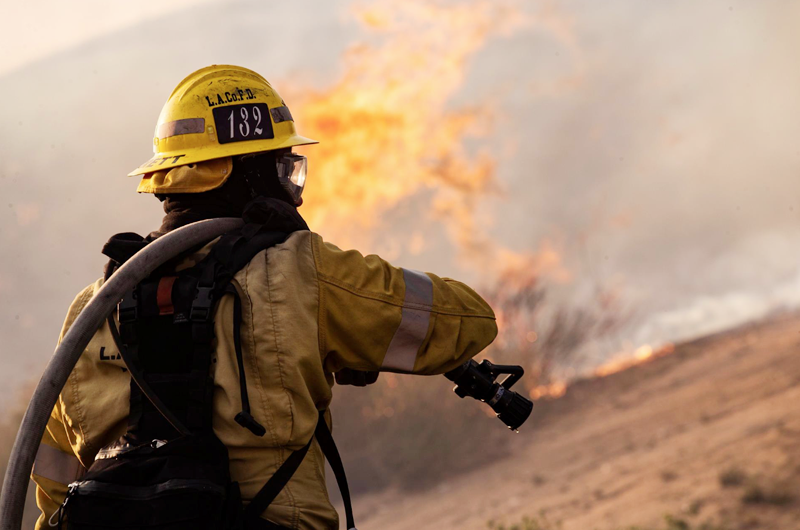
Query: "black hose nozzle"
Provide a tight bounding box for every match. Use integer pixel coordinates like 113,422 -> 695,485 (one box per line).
445,359 -> 533,431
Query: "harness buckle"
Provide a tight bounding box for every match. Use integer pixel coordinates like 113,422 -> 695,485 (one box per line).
190,283 -> 215,322
118,293 -> 138,323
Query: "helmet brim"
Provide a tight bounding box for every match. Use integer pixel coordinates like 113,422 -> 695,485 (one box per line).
127,134 -> 318,177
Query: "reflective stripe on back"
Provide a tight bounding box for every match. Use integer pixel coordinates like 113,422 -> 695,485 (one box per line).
32,444 -> 83,485
381,269 -> 433,373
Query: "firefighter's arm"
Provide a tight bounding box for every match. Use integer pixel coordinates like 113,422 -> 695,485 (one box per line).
311,233 -> 498,375
31,285 -> 92,529
31,404 -> 84,530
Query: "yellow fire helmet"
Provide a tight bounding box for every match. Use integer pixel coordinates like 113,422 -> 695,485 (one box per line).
129,65 -> 317,193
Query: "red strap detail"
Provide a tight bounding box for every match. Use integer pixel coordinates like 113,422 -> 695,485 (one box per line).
157,276 -> 177,315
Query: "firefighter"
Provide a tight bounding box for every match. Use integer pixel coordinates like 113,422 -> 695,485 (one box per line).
31,65 -> 497,530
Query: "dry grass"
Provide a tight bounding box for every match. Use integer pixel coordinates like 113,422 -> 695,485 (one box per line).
487,512 -> 562,530
623,515 -> 730,530
487,514 -> 730,530
717,466 -> 795,507
717,467 -> 746,488
740,482 -> 794,506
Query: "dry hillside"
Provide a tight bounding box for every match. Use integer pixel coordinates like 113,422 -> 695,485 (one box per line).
352,313 -> 800,530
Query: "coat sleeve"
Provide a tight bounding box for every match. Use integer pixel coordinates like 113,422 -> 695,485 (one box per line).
310,233 -> 498,375
31,287 -> 92,530
31,406 -> 84,530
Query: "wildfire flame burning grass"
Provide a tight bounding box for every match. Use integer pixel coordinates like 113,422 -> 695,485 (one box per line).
528,342 -> 678,401
593,342 -> 676,378
530,380 -> 567,400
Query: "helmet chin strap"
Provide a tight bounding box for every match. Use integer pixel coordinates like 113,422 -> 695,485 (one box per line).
241,173 -> 262,200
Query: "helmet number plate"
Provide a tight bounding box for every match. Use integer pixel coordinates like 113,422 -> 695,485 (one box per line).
212,103 -> 275,144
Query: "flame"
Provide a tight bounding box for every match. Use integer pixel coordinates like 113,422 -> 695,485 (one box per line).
522,342 -> 677,401
289,1 -> 517,247
284,0 -> 574,280
529,380 -> 566,400
593,342 -> 675,378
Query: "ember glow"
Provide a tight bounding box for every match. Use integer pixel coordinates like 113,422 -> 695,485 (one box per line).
594,343 -> 676,378
529,381 -> 567,400
526,342 -> 677,401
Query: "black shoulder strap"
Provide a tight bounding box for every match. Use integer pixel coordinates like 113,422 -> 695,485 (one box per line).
315,412 -> 357,530
226,284 -> 266,436
244,412 -> 357,530
242,439 -> 313,525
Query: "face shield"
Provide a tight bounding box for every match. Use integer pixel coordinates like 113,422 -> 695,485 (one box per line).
275,153 -> 307,205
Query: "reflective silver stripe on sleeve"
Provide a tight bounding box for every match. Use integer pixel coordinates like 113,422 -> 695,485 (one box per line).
32,444 -> 83,484
381,269 -> 433,373
157,118 -> 205,139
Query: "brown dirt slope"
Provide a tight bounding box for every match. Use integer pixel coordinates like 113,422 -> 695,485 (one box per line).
352,313 -> 800,530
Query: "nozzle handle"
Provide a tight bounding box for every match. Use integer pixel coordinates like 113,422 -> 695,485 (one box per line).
444,359 -> 534,430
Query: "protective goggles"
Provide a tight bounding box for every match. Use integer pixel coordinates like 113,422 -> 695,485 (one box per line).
275,153 -> 307,205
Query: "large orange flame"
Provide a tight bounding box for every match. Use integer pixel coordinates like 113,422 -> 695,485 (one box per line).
284,0 -> 572,279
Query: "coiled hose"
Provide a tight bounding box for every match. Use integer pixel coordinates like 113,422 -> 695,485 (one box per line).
0,218 -> 244,529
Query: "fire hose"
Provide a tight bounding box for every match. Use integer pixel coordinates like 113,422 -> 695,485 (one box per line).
0,218 -> 244,530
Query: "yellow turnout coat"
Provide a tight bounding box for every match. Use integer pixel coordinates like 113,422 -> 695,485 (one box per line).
32,230 -> 497,529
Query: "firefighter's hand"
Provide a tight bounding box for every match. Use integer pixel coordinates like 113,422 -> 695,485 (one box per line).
335,369 -> 380,387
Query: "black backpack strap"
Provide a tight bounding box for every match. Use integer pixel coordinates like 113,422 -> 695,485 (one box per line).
314,411 -> 357,530
242,438 -> 313,525
227,284 -> 266,437
116,287 -> 146,432
244,412 -> 358,530
197,227 -> 288,434
186,257 -> 221,431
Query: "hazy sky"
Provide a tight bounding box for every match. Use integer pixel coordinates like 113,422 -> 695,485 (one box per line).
0,0 -> 217,75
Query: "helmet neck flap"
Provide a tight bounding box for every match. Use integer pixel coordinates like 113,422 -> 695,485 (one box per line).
152,153 -> 303,238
